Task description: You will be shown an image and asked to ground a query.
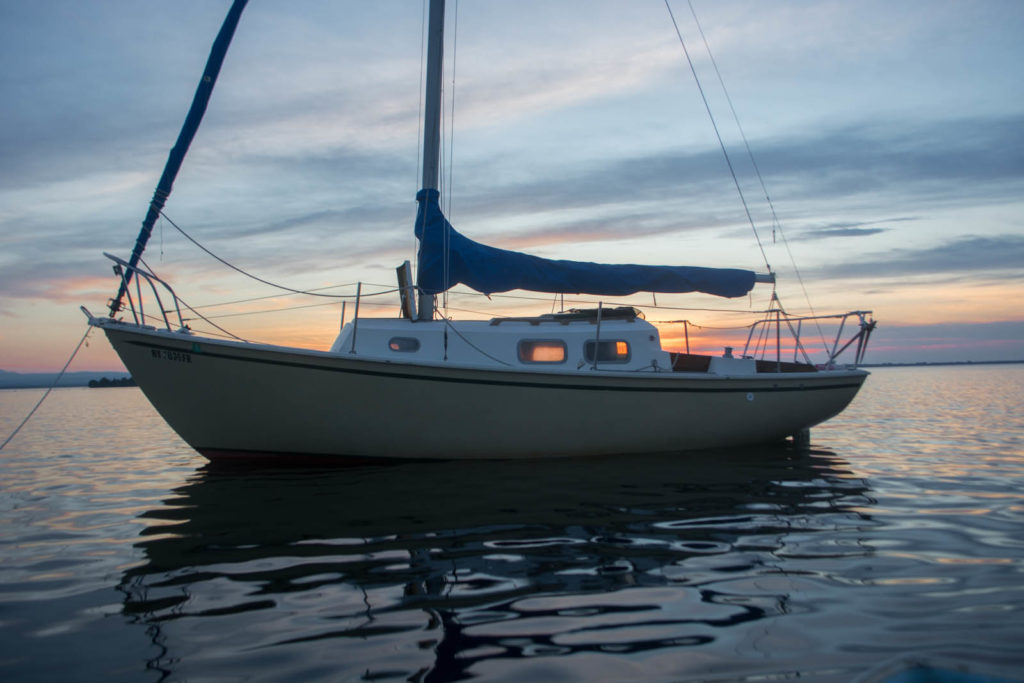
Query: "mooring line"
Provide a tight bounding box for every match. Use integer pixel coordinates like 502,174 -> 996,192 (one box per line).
0,325 -> 93,452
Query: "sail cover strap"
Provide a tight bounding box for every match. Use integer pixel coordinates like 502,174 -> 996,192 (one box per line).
414,189 -> 756,298
110,0 -> 248,316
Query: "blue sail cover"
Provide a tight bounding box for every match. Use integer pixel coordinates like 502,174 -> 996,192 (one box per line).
415,189 -> 757,298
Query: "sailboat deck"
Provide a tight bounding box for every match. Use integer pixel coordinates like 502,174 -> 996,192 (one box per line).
669,353 -> 818,374
327,315 -> 821,376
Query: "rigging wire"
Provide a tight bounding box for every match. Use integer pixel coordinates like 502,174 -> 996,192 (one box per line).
0,326 -> 92,452
653,319 -> 760,331
684,1 -> 777,242
190,289 -> 401,321
436,306 -> 514,367
663,0 -> 770,274
442,286 -> 769,316
441,0 -> 460,316
184,283 -> 361,311
137,255 -> 248,341
158,211 -> 349,299
684,0 -> 828,354
149,204 -> 790,351
185,299 -> 341,321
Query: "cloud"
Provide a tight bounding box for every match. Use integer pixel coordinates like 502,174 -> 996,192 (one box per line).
428,112 -> 1024,252
793,226 -> 887,240
5,109 -> 1021,307
751,115 -> 1024,207
813,234 -> 1024,280
523,113 -> 1018,204
0,255 -> 114,305
4,0 -> 1021,310
786,218 -> 919,242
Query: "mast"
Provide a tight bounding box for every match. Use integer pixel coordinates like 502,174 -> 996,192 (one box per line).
109,0 -> 248,317
417,0 -> 445,320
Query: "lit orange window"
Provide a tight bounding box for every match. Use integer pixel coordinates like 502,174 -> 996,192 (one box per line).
584,340 -> 631,363
518,340 -> 567,363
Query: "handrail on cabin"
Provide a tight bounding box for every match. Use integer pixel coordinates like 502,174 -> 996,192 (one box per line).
104,253 -> 188,332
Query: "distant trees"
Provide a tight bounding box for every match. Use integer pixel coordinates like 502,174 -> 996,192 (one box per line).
87,377 -> 137,388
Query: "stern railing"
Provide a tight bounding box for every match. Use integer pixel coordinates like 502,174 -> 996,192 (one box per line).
743,305 -> 875,369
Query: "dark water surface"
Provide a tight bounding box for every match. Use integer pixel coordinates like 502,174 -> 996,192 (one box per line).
1,366 -> 1022,681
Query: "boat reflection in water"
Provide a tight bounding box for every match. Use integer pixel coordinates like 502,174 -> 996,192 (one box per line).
119,448 -> 874,681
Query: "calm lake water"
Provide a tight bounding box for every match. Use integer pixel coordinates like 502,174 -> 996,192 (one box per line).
1,365 -> 1022,682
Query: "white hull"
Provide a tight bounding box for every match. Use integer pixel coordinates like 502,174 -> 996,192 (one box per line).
97,321 -> 867,461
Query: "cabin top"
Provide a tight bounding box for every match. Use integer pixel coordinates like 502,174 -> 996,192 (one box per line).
330,311 -> 673,373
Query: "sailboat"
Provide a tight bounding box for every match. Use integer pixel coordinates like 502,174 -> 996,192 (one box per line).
84,0 -> 874,462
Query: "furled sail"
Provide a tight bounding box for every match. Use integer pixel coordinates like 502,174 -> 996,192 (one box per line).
415,189 -> 757,298
109,0 -> 248,316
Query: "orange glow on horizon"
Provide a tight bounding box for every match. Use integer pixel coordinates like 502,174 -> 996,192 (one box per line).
4,271 -> 1021,374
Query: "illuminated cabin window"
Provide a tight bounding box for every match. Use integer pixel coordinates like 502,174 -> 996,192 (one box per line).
584,340 -> 631,363
518,340 -> 567,363
388,337 -> 421,352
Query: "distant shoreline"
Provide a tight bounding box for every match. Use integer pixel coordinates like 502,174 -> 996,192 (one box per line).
860,360 -> 1024,368
0,370 -> 133,390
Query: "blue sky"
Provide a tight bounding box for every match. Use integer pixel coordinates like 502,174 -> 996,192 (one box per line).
1,0 -> 1023,371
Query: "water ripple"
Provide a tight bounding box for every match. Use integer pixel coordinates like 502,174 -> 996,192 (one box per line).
2,371 -> 1024,681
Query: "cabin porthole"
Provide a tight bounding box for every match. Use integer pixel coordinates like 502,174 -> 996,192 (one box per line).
746,392 -> 754,401
389,337 -> 421,352
518,339 -> 567,363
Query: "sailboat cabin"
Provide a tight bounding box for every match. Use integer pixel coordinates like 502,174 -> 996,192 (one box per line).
329,306 -> 801,376
330,307 -> 677,373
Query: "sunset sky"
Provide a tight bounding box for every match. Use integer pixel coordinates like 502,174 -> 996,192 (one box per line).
2,0 -> 1022,372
